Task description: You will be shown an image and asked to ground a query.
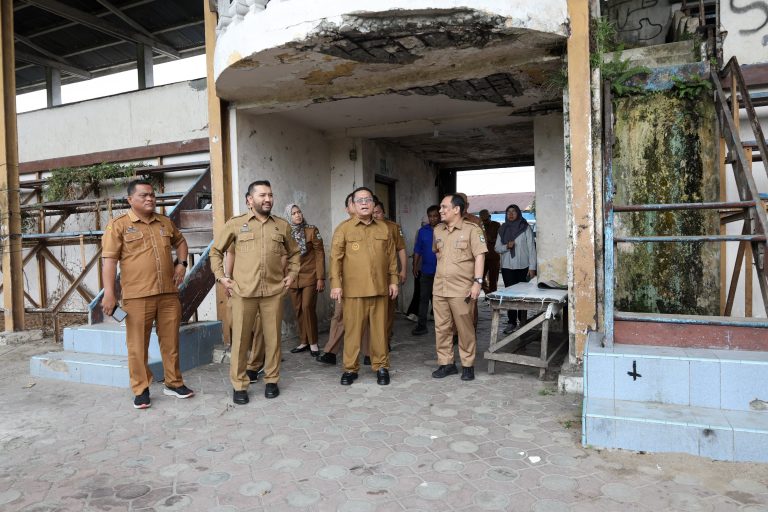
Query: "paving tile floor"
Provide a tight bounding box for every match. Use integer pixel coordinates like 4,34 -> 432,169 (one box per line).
1,304 -> 768,511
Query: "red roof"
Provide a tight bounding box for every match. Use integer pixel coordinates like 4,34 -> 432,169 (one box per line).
466,192 -> 535,214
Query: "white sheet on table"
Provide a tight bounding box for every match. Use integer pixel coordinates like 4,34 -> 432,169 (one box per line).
486,280 -> 567,304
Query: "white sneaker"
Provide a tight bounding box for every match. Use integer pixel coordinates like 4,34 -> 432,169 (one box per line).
406,314 -> 419,323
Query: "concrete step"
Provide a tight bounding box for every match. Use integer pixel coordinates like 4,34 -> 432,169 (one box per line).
30,351 -> 153,389
586,339 -> 768,412
584,397 -> 768,462
34,321 -> 223,388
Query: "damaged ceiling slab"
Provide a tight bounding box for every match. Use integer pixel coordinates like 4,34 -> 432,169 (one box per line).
217,2 -> 568,169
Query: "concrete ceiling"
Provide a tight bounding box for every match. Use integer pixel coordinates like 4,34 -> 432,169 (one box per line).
231,9 -> 566,170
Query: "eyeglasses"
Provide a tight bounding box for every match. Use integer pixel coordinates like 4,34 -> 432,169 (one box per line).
354,197 -> 373,204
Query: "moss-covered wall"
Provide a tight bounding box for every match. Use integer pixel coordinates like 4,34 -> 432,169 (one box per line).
612,92 -> 719,315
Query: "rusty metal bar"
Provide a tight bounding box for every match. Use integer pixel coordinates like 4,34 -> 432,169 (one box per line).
603,80 -> 615,347
615,310 -> 768,328
614,200 -> 755,212
724,223 -> 749,316
616,235 -> 766,243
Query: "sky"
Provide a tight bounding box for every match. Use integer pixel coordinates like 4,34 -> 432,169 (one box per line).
16,54 -> 207,113
456,166 -> 535,195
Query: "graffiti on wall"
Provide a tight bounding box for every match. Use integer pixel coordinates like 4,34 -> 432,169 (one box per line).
607,0 -> 671,46
729,0 -> 768,37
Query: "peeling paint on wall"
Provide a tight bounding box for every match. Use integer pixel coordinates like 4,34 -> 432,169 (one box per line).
302,62 -> 358,85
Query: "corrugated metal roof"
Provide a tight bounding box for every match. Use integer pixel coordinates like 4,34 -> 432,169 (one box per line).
13,0 -> 205,93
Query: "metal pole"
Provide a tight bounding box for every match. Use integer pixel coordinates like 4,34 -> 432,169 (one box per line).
603,80 -> 614,347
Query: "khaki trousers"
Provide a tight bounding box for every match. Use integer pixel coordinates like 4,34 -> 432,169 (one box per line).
123,293 -> 183,395
433,295 -> 477,367
231,293 -> 283,389
247,313 -> 264,371
323,300 -> 368,355
386,297 -> 396,339
343,296 -> 388,372
289,286 -> 318,344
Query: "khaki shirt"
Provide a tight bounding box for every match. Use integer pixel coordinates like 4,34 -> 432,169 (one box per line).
432,219 -> 488,297
383,219 -> 406,252
483,220 -> 501,257
209,213 -> 300,297
102,210 -> 185,300
330,217 -> 398,297
290,225 -> 326,289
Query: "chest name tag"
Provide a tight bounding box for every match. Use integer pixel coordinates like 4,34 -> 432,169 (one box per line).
240,224 -> 250,233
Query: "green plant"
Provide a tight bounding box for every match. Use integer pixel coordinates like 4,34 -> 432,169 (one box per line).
602,55 -> 651,96
670,75 -> 712,101
590,16 -> 650,97
44,163 -> 140,202
560,419 -> 574,429
538,388 -> 555,396
544,65 -> 569,95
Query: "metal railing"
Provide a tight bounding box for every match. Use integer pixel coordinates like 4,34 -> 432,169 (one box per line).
603,59 -> 768,345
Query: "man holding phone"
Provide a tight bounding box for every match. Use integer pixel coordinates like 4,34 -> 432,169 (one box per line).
102,179 -> 194,409
431,194 -> 487,381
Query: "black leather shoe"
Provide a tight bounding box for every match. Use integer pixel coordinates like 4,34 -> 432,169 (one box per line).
290,345 -> 309,353
233,389 -> 249,405
316,352 -> 336,365
363,356 -> 371,366
432,364 -> 458,379
411,326 -> 428,335
246,370 -> 259,383
310,350 -> 320,357
340,372 -> 358,385
265,383 -> 280,399
376,368 -> 390,386
461,366 -> 475,381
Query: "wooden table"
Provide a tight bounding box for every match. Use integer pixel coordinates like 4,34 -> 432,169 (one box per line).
485,282 -> 568,378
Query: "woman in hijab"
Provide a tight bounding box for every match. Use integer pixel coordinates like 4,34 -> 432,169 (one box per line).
285,204 -> 326,356
495,204 -> 537,334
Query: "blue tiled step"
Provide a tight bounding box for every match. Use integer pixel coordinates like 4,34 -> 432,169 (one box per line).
584,397 -> 768,462
586,340 -> 768,411
31,321 -> 222,388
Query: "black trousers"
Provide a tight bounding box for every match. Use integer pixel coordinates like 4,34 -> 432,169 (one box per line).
417,273 -> 435,329
501,267 -> 529,324
406,271 -> 421,316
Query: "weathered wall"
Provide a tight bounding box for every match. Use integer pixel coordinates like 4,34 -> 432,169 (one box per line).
605,0 -> 674,47
722,0 -> 768,65
18,79 -> 208,162
361,139 -> 440,313
534,114 -> 567,284
612,92 -> 719,315
234,111 -> 334,335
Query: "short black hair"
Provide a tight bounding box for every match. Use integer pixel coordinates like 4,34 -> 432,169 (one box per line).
373,200 -> 385,212
345,192 -> 354,207
351,186 -> 374,201
446,194 -> 466,216
247,180 -> 271,196
127,179 -> 153,196
427,204 -> 439,214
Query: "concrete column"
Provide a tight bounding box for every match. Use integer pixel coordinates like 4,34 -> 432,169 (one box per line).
534,114 -> 567,285
0,0 -> 25,330
205,4 -> 233,343
329,137 -> 362,229
566,0 -> 596,360
45,67 -> 61,107
137,44 -> 154,90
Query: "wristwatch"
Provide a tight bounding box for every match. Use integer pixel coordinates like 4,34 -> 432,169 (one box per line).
174,259 -> 188,268
473,277 -> 483,284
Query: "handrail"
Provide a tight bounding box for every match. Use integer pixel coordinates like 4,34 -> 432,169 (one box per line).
720,57 -> 768,184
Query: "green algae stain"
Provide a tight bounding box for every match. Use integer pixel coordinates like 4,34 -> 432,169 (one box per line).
612,92 -> 719,315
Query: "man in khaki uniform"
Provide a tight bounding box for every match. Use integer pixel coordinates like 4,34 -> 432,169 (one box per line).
102,180 -> 194,409
210,180 -> 300,404
372,200 -> 407,345
432,194 -> 487,381
330,187 -> 398,386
